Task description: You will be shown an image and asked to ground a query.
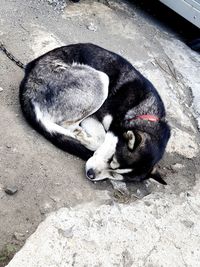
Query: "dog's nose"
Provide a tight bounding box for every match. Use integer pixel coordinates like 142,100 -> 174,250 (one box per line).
86,168 -> 95,179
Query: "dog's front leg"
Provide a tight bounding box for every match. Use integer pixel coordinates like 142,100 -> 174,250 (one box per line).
73,126 -> 104,151
74,116 -> 106,151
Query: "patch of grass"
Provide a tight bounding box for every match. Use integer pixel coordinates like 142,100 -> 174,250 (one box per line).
0,244 -> 17,267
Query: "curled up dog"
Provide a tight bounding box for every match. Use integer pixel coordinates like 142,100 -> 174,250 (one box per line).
19,43 -> 171,184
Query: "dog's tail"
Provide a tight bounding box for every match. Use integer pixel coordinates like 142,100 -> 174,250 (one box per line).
43,131 -> 93,161
19,90 -> 93,161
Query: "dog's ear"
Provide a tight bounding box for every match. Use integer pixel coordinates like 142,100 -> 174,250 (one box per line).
123,130 -> 135,150
150,168 -> 167,185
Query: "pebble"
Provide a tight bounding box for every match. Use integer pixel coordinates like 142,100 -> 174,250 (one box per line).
181,220 -> 194,228
145,180 -> 151,187
134,187 -> 151,199
0,185 -> 5,199
87,23 -> 97,32
171,163 -> 184,170
144,201 -> 151,207
40,202 -> 52,215
179,192 -> 185,198
45,0 -> 68,11
13,232 -> 25,241
0,87 -> 3,92
4,186 -> 18,195
58,226 -> 74,238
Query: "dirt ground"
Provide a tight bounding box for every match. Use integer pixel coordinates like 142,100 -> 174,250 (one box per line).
0,0 -> 200,266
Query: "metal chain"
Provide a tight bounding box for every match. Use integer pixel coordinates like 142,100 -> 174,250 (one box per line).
0,42 -> 25,69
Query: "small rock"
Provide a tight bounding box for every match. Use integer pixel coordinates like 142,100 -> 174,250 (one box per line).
6,144 -> 12,149
171,163 -> 184,170
4,186 -> 18,195
54,182 -> 62,186
87,23 -> 97,32
0,87 -> 3,92
136,189 -> 141,195
0,191 -> 5,199
145,180 -> 151,187
181,220 -> 194,228
58,226 -> 74,238
0,184 -> 5,198
13,232 -> 25,241
40,202 -> 52,215
112,190 -> 130,203
133,187 -> 151,199
110,180 -> 129,194
179,192 -> 185,198
144,201 -> 151,207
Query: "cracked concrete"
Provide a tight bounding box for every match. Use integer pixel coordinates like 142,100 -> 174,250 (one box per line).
0,0 -> 200,266
6,180 -> 200,266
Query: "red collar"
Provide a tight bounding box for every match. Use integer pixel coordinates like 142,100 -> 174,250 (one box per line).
127,114 -> 160,122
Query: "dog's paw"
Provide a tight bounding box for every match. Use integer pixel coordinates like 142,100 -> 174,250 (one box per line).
85,137 -> 104,151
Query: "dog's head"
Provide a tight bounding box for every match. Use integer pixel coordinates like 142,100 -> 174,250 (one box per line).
85,123 -> 170,184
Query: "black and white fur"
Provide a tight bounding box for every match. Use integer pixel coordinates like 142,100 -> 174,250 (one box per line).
20,43 -> 170,183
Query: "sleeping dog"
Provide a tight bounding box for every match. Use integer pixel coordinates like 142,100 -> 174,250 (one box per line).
20,43 -> 170,183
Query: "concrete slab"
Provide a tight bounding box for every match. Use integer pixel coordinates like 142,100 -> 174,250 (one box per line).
6,179 -> 200,266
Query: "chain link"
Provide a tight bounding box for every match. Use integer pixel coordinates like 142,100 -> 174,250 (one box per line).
0,42 -> 25,69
